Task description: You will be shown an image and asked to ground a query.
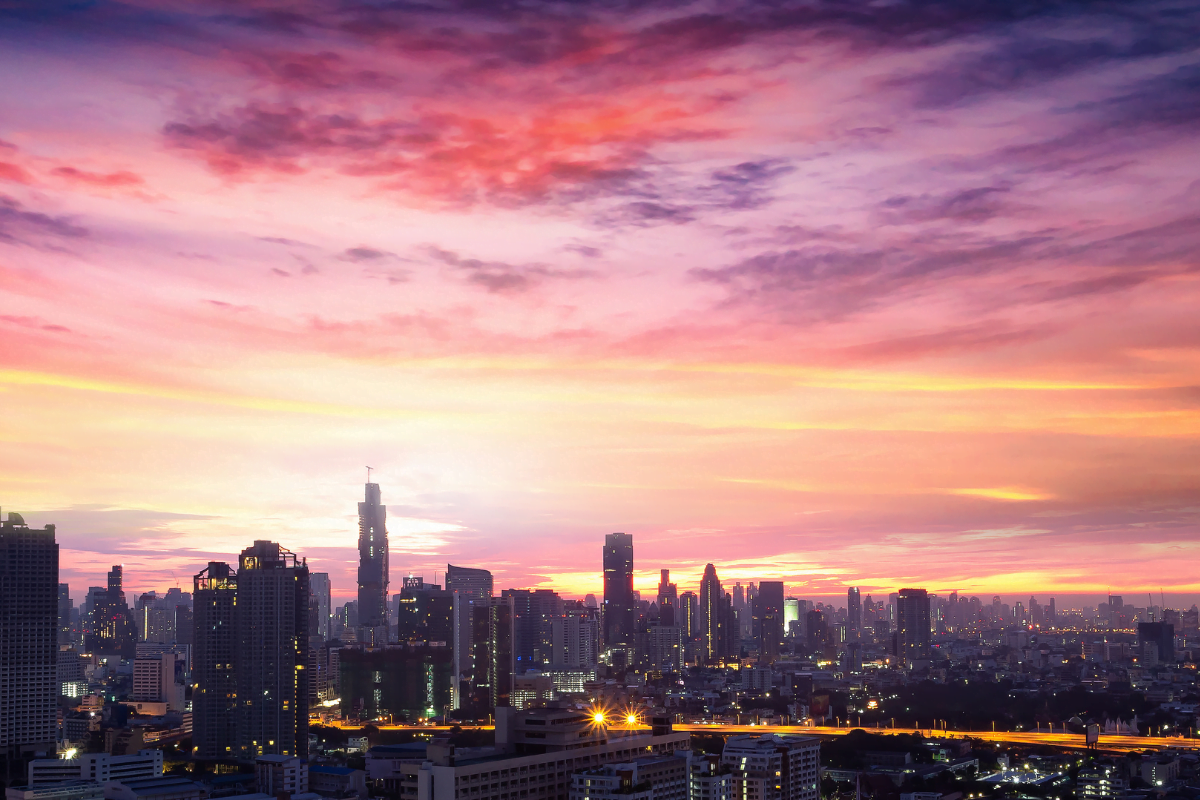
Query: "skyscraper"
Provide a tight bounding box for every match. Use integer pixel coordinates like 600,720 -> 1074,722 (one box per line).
847,587 -> 861,641
896,588 -> 931,666
192,542 -> 310,762
657,569 -> 677,626
310,572 -> 331,640
754,581 -> 784,664
602,533 -> 634,645
446,564 -> 493,600
503,588 -> 562,674
236,540 -> 310,760
57,583 -> 73,647
357,483 -> 389,646
0,511 -> 58,783
193,562 -> 237,760
447,564 -> 494,708
698,563 -> 724,662
469,597 -> 515,714
87,565 -> 137,658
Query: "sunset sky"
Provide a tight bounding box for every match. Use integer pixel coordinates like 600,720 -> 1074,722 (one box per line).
2,0 -> 1199,606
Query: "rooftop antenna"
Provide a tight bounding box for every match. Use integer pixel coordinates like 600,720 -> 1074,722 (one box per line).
366,466 -> 373,484
1149,592 -> 1155,622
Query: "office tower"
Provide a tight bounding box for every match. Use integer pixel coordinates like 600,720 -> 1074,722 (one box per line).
0,511 -> 59,783
57,583 -> 73,647
236,541 -> 310,760
503,589 -> 562,674
339,644 -> 454,722
469,597 -> 514,714
896,588 -> 931,665
602,533 -> 635,645
310,573 -> 331,640
847,587 -> 861,641
446,564 -> 493,600
647,624 -> 684,673
657,569 -> 677,626
193,562 -> 238,759
87,565 -> 137,658
357,483 -> 389,646
754,581 -> 784,664
698,563 -> 724,662
805,609 -> 829,654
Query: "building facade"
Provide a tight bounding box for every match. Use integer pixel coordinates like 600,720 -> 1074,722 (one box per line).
357,484 -> 390,646
602,534 -> 635,646
0,511 -> 59,783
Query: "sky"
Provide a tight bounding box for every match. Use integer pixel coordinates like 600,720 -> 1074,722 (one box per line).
2,0 -> 1199,607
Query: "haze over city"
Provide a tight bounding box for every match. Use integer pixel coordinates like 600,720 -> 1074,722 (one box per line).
2,0 -> 1199,605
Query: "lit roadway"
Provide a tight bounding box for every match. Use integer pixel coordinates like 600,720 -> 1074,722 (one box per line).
315,719 -> 1200,753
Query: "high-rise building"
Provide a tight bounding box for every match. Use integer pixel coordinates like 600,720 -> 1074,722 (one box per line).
236,541 -> 310,760
57,583 -> 72,648
396,582 -> 454,646
698,563 -> 724,663
339,644 -> 454,722
551,604 -> 600,669
357,484 -> 389,646
446,565 -> 493,600
310,573 -> 331,640
602,533 -> 635,645
0,511 -> 59,783
193,562 -> 238,760
469,597 -> 514,714
132,653 -> 183,711
783,599 -> 800,639
896,588 -> 931,666
847,588 -> 861,641
503,589 -> 562,674
87,565 -> 137,658
754,581 -> 785,664
1138,622 -> 1175,665
192,543 -> 310,762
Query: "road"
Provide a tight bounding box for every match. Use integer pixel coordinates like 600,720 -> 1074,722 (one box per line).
315,719 -> 1199,753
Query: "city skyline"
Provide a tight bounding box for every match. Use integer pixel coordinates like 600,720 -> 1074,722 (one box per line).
3,1 -> 1199,606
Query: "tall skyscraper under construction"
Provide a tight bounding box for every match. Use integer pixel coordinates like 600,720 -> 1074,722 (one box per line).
357,482 -> 389,646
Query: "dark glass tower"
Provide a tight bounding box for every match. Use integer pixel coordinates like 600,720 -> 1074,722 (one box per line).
896,588 -> 931,665
754,580 -> 784,664
698,563 -> 723,662
602,532 -> 634,645
0,511 -> 58,783
192,561 -> 238,760
847,587 -> 862,641
357,483 -> 389,646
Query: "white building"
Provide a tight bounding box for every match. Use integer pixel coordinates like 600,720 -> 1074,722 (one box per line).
29,751 -> 163,786
719,735 -> 819,800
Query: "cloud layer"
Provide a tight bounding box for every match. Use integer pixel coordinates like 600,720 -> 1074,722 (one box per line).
1,0 -> 1198,604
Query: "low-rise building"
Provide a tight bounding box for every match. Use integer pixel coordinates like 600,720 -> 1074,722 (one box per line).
569,755 -> 688,800
103,776 -> 204,800
29,752 -> 163,786
720,735 -> 819,800
6,782 -> 104,800
254,756 -> 307,796
1077,763 -> 1129,800
309,766 -> 368,799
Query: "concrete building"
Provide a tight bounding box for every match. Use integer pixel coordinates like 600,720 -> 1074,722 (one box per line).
29,750 -> 164,786
602,534 -> 635,646
132,653 -> 183,711
1077,763 -> 1129,800
719,735 -> 819,800
308,766 -> 368,799
0,511 -> 59,783
103,776 -> 204,800
896,589 -> 931,666
569,755 -> 687,800
255,755 -> 308,795
6,783 -> 103,800
367,706 -> 690,800
689,756 -> 731,800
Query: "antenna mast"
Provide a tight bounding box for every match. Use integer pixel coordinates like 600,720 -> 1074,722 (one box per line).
366,465 -> 373,484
